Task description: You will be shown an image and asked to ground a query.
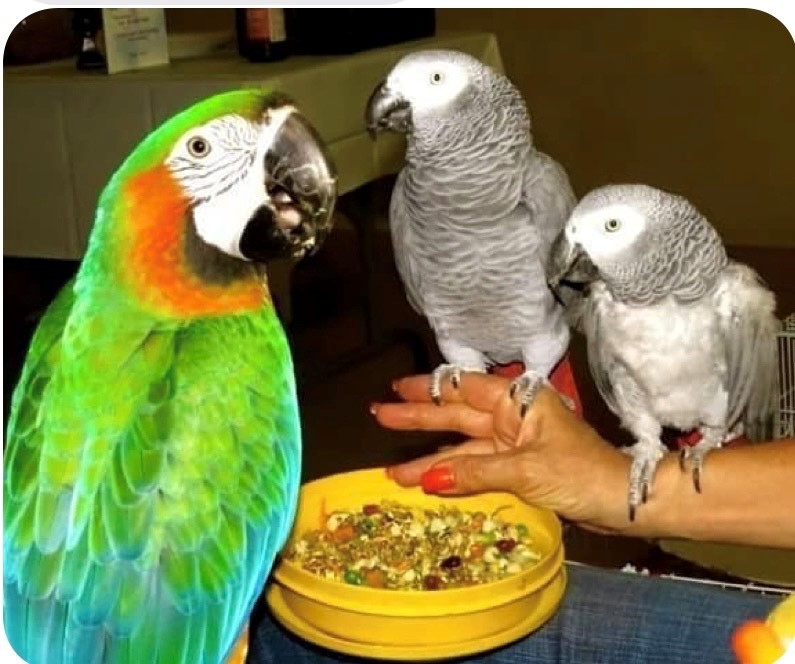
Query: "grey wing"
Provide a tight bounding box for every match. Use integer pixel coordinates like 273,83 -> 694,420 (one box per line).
389,171 -> 424,314
522,151 -> 576,266
581,283 -> 621,415
716,263 -> 781,441
523,152 -> 584,328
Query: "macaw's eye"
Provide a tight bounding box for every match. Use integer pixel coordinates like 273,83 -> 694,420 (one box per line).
604,218 -> 621,232
187,136 -> 211,158
430,72 -> 444,85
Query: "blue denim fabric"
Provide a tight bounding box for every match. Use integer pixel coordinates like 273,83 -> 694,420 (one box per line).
250,564 -> 778,663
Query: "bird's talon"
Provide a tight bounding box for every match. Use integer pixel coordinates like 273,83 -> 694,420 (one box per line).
693,466 -> 702,493
429,364 -> 464,406
509,370 -> 548,419
629,504 -> 636,522
682,436 -> 720,494
626,440 -> 665,521
679,449 -> 687,472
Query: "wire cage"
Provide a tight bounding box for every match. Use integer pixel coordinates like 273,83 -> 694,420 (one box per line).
775,313 -> 795,439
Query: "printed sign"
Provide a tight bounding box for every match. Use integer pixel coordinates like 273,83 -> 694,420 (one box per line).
102,8 -> 169,74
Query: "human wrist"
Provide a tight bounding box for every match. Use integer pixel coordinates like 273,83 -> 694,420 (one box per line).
622,442 -> 795,547
571,434 -> 635,532
608,452 -> 686,538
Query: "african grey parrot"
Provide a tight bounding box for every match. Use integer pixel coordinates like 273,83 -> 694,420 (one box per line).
365,49 -> 580,412
548,184 -> 780,519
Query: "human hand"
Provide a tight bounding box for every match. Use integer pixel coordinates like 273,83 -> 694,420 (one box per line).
371,372 -> 632,533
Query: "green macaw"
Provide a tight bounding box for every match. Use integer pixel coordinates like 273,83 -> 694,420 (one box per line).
3,89 -> 337,664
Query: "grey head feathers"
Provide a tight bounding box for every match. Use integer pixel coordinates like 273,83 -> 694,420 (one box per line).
575,184 -> 729,306
390,50 -> 532,154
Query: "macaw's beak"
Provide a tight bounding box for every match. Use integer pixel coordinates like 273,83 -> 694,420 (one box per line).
240,110 -> 337,262
365,80 -> 412,138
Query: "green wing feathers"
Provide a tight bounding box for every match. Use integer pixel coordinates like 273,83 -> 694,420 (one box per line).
4,285 -> 300,664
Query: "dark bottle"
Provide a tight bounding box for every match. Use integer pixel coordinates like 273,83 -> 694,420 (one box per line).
235,9 -> 289,63
72,9 -> 106,71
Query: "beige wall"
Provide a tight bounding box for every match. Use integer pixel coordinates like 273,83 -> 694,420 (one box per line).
438,8 -> 794,247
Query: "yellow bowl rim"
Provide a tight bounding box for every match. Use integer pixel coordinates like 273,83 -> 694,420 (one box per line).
267,566 -> 569,660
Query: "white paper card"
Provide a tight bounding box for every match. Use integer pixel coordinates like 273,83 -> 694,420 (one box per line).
102,9 -> 170,74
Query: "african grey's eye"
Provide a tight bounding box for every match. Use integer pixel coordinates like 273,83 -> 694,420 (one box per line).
430,72 -> 444,85
187,136 -> 211,158
604,218 -> 621,232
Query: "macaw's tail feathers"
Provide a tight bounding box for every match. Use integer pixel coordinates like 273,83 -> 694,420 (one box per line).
225,624 -> 249,664
3,581 -> 29,663
3,580 -> 104,664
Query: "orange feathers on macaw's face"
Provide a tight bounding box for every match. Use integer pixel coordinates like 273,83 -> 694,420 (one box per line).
96,89 -> 338,318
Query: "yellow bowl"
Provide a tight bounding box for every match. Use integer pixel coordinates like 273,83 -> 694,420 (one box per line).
268,468 -> 566,660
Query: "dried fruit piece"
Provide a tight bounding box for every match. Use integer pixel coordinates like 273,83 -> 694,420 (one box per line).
496,539 -> 517,553
440,555 -> 462,570
364,569 -> 386,588
333,524 -> 356,543
469,543 -> 485,559
423,574 -> 442,590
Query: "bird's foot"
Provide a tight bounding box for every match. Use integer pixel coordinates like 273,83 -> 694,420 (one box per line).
679,436 -> 723,493
430,364 -> 464,405
622,440 -> 665,521
509,369 -> 575,417
509,369 -> 547,418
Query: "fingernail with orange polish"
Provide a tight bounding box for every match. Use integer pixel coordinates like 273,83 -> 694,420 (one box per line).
369,403 -> 379,416
391,380 -> 400,393
384,466 -> 394,479
420,466 -> 455,493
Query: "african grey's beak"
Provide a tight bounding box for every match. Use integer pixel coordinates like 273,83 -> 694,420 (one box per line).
365,81 -> 412,138
547,229 -> 598,299
240,111 -> 337,263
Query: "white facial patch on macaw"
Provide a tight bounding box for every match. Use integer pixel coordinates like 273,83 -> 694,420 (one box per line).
387,60 -> 471,116
166,106 -> 297,259
567,203 -> 648,267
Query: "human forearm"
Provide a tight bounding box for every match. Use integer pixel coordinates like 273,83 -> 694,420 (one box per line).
606,439 -> 795,548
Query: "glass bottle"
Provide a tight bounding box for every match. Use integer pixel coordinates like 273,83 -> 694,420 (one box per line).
235,9 -> 289,63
